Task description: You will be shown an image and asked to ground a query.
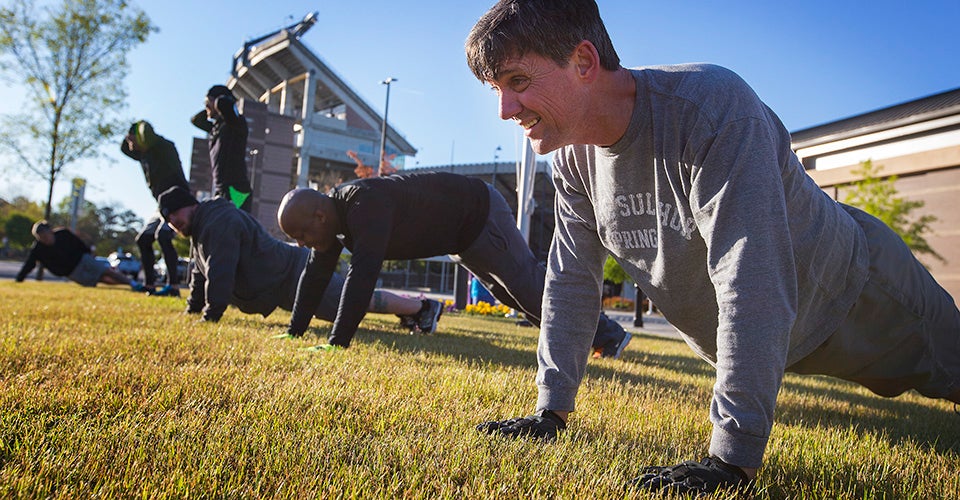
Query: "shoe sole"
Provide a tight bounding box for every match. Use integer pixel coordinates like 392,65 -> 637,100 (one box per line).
420,301 -> 443,334
613,331 -> 632,359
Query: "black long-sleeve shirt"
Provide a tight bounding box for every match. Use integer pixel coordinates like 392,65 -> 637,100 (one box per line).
121,133 -> 188,200
289,172 -> 490,346
190,95 -> 252,197
16,229 -> 89,280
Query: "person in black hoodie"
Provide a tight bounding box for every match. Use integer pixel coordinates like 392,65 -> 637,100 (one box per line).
16,221 -> 143,289
122,120 -> 189,296
190,85 -> 253,212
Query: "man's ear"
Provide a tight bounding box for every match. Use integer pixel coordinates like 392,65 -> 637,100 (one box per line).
572,40 -> 601,82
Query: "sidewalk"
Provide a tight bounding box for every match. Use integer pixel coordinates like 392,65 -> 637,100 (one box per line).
0,259 -> 67,282
1,267 -> 684,341
603,309 -> 681,341
385,287 -> 682,341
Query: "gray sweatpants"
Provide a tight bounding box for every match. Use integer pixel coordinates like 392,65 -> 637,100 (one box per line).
453,185 -> 547,324
789,206 -> 960,399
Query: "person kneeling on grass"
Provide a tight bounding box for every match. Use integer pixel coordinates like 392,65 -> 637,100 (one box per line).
466,0 -> 960,496
276,171 -> 631,356
156,186 -> 438,335
16,221 -> 145,290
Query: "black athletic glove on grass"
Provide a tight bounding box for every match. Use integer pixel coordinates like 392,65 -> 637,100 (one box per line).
476,410 -> 566,440
627,456 -> 753,497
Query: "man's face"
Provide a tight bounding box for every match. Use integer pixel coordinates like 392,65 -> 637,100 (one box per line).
125,133 -> 141,152
166,207 -> 193,237
204,96 -> 217,119
283,208 -> 336,252
35,231 -> 54,246
488,52 -> 581,154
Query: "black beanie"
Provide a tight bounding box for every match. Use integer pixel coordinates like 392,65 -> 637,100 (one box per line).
206,85 -> 233,100
158,186 -> 199,220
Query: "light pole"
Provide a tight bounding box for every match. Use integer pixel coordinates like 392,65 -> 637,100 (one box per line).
378,77 -> 397,175
492,145 -> 501,186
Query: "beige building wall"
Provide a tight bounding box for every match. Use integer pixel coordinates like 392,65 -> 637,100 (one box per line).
804,145 -> 960,305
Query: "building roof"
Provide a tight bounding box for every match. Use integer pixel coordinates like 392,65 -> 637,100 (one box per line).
791,87 -> 960,149
227,26 -> 416,156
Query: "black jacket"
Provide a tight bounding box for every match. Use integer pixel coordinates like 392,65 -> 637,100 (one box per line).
16,229 -> 89,280
121,129 -> 189,200
190,95 -> 252,196
187,198 -> 306,322
289,172 -> 489,345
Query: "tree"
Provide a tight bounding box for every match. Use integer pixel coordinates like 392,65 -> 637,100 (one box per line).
841,160 -> 944,264
0,195 -> 44,228
53,195 -> 142,255
0,0 -> 155,219
603,255 -> 629,285
3,212 -> 33,250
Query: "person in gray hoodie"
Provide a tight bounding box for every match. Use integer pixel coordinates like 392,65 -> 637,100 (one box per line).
467,0 -> 960,496
156,186 -> 436,331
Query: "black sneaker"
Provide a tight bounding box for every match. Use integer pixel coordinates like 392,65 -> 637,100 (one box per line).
627,456 -> 753,496
415,299 -> 443,334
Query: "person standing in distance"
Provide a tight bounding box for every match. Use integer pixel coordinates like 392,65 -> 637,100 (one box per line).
191,85 -> 253,212
121,120 -> 189,296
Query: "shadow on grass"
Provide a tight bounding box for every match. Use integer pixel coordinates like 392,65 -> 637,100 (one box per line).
241,312 -> 960,457
775,376 -> 960,455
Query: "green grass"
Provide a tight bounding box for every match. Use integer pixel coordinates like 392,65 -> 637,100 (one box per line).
1,281 -> 958,499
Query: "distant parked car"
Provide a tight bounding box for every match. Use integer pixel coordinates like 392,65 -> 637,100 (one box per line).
108,251 -> 141,280
154,257 -> 192,286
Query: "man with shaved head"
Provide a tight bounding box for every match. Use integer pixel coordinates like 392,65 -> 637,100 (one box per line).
278,171 -> 631,354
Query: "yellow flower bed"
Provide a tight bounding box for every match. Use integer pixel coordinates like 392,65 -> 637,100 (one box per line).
464,301 -> 512,317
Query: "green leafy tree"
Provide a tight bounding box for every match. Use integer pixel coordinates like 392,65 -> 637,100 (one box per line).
603,255 -> 629,285
3,212 -> 33,250
0,195 -> 44,240
0,195 -> 44,222
53,196 -> 142,255
0,0 -> 155,219
89,203 -> 142,256
842,160 -> 944,264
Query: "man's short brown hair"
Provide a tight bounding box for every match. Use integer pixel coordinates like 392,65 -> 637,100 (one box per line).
465,0 -> 620,82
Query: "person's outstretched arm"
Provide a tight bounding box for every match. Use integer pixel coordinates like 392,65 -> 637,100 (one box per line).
288,246 -> 341,337
15,245 -> 39,282
190,111 -> 212,133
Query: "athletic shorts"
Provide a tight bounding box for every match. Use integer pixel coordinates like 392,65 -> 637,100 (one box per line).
68,253 -> 106,287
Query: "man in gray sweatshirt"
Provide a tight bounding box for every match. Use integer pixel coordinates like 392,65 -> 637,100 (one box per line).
468,0 -> 960,496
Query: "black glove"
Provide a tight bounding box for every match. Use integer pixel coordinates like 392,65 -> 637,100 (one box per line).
627,456 -> 753,496
476,409 -> 566,440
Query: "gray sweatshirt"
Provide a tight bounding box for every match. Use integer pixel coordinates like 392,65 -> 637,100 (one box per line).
187,197 -> 307,321
539,64 -> 869,468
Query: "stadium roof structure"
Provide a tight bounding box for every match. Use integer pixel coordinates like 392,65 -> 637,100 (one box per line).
226,13 -> 416,186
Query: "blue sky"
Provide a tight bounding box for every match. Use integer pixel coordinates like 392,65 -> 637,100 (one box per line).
1,0 -> 958,222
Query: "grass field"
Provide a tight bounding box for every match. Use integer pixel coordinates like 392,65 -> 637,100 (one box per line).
1,281 -> 958,499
